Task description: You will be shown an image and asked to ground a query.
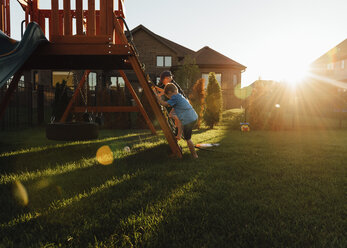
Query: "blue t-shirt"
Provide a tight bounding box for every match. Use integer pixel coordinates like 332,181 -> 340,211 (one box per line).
167,94 -> 198,125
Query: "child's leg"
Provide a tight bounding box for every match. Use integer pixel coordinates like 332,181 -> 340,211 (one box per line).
186,139 -> 198,158
169,109 -> 182,140
173,116 -> 182,140
183,121 -> 198,158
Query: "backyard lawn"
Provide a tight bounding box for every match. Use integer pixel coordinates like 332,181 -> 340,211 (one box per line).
0,111 -> 346,247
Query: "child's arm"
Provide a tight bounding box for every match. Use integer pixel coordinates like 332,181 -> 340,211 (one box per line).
156,95 -> 170,107
154,86 -> 164,96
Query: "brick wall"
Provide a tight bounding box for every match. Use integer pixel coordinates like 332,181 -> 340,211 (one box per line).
200,67 -> 242,109
132,29 -> 178,82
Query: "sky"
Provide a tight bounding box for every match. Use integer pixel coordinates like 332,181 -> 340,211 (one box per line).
9,0 -> 347,86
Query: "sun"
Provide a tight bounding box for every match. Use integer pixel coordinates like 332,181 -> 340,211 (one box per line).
272,62 -> 310,88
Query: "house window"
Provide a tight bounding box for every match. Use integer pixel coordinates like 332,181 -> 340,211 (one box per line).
52,71 -> 73,87
165,56 -> 172,67
110,77 -> 125,87
233,74 -> 237,85
202,73 -> 221,88
88,72 -> 97,91
157,56 -> 172,67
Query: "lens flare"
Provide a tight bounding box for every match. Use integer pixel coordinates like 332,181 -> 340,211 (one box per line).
12,181 -> 29,206
96,145 -> 114,165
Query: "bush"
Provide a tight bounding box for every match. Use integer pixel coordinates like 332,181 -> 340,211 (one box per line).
189,78 -> 205,128
203,72 -> 222,128
245,81 -> 285,130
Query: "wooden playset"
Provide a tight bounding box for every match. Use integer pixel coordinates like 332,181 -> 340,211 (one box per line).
0,0 -> 182,157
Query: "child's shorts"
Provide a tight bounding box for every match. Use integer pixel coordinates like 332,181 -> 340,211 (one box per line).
183,120 -> 197,140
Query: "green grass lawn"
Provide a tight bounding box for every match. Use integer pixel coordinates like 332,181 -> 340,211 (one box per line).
0,111 -> 346,247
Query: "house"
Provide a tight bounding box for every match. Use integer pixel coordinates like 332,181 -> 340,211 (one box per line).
310,39 -> 347,87
129,25 -> 246,109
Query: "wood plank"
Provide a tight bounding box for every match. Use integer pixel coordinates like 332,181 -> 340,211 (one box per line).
36,43 -> 132,55
118,0 -> 125,17
51,0 -> 59,36
59,13 -> 64,35
73,106 -> 139,113
40,14 -> 46,36
87,0 -> 95,35
0,71 -> 22,120
95,14 -> 100,35
75,0 -> 83,35
99,0 -> 107,35
119,70 -> 156,134
50,35 -> 112,44
5,0 -> 10,35
63,0 -> 72,35
129,56 -> 182,158
60,70 -> 90,122
106,0 -> 114,37
0,1 -> 3,32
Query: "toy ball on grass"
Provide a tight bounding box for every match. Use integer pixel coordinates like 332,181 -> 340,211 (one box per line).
123,146 -> 131,153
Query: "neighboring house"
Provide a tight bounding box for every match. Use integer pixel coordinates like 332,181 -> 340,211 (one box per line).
129,25 -> 246,109
310,39 -> 347,87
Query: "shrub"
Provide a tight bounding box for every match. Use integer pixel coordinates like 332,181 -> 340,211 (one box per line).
203,72 -> 222,128
189,78 -> 205,128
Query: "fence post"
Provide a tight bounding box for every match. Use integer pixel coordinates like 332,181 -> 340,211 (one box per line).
24,71 -> 32,127
37,84 -> 44,125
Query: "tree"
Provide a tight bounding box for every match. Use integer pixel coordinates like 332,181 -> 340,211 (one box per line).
203,72 -> 222,128
189,78 -> 206,128
173,55 -> 200,94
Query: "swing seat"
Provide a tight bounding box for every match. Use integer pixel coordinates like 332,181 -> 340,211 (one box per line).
46,122 -> 99,141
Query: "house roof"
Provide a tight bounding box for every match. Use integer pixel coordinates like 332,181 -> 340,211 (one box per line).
130,25 -> 195,57
129,25 -> 246,69
312,39 -> 347,65
194,46 -> 246,69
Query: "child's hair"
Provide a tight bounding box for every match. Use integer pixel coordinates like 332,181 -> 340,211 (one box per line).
164,83 -> 178,95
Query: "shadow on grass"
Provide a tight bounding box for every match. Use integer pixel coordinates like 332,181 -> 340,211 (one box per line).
0,133 -> 156,174
0,141 -> 204,247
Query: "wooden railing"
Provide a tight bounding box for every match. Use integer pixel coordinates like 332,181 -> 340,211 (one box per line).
0,0 -> 10,36
22,0 -> 125,44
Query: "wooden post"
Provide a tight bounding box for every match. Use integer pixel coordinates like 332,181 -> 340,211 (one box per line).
87,0 -> 95,36
51,0 -> 59,36
0,71 -> 22,121
76,0 -> 83,35
63,0 -> 72,35
119,70 -> 156,135
60,70 -> 90,122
